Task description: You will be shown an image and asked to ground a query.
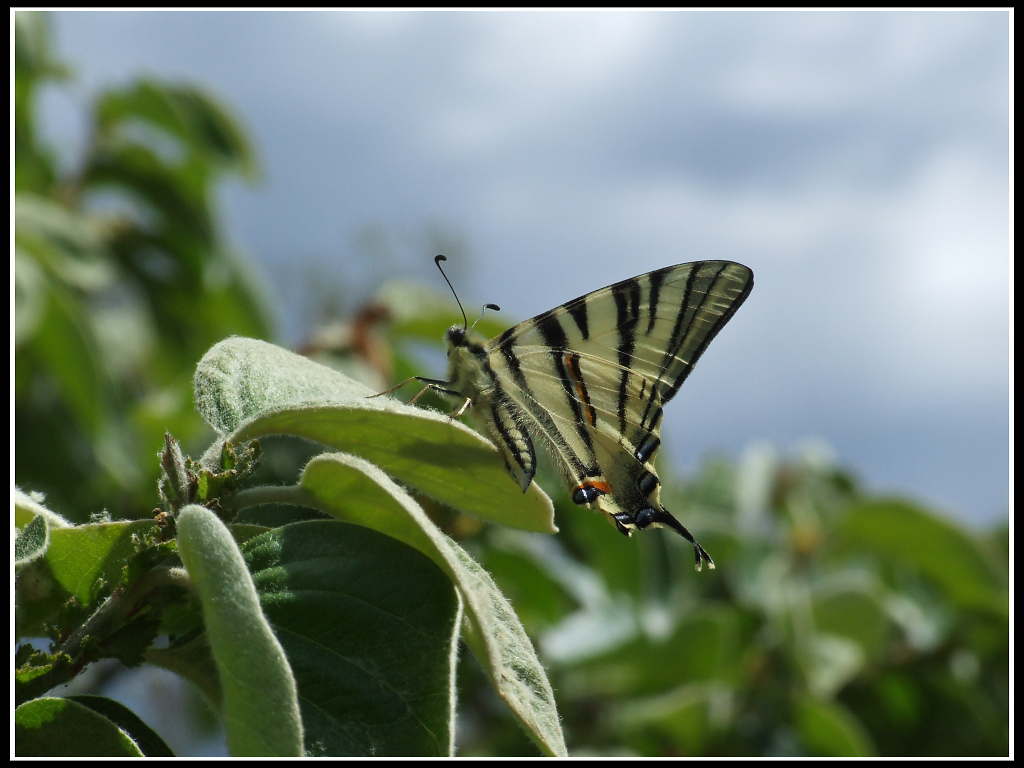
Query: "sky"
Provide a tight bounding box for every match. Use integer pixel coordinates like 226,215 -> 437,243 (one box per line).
40,10 -> 1010,526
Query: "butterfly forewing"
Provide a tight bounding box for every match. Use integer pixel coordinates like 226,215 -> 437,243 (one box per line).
480,260 -> 753,528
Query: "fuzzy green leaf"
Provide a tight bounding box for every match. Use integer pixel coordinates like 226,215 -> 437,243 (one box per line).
242,521 -> 461,756
175,504 -> 304,757
15,697 -> 144,757
296,452 -> 566,757
193,337 -> 555,534
15,515 -> 49,570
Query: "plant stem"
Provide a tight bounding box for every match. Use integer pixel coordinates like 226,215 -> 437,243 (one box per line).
15,566 -> 191,705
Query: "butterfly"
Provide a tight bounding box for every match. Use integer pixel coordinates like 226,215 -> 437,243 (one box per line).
390,256 -> 753,571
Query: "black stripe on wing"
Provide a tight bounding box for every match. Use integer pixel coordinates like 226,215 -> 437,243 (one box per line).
640,261 -> 753,428
639,262 -> 704,430
498,341 -> 598,481
489,397 -> 537,491
664,263 -> 753,401
536,312 -> 601,468
613,278 -> 642,435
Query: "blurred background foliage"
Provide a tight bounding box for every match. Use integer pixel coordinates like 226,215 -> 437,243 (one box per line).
14,12 -> 270,522
14,12 -> 1009,757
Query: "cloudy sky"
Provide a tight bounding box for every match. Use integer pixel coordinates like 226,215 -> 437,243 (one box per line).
43,10 -> 1010,525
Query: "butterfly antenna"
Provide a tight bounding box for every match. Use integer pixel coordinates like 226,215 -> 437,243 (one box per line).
470,303 -> 501,330
434,255 -> 468,331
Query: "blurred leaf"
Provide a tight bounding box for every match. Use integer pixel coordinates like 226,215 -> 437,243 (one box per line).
811,587 -> 889,662
15,194 -> 116,291
560,607 -> 744,698
617,683 -> 731,757
837,499 -> 1006,615
13,11 -> 65,193
799,634 -> 864,700
13,12 -> 68,82
67,695 -> 175,757
552,493 -> 648,602
175,504 -> 304,757
794,696 -> 875,757
242,521 -> 461,756
95,79 -> 257,178
476,534 -> 581,630
296,452 -> 567,757
14,697 -> 144,757
14,248 -> 47,344
20,273 -> 107,435
194,337 -> 555,534
83,142 -> 214,248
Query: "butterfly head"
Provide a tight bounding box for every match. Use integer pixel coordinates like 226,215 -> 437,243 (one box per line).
446,325 -> 467,349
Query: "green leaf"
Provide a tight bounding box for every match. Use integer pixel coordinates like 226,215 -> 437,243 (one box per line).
15,515 -> 49,570
194,337 -> 555,534
46,520 -> 158,606
67,695 -> 174,757
837,499 -> 1007,614
295,452 -> 566,757
242,521 -> 461,756
15,518 -> 156,640
794,696 -> 875,757
175,504 -> 304,757
14,697 -> 144,757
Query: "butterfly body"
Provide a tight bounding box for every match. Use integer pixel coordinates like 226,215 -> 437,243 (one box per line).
437,260 -> 753,570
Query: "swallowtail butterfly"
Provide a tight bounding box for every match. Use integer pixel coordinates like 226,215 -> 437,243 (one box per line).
396,257 -> 753,571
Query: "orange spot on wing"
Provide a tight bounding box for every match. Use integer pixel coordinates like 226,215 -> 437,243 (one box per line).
564,353 -> 598,426
576,480 -> 612,495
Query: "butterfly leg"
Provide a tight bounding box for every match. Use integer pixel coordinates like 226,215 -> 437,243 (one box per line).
368,376 -> 452,399
410,383 -> 464,405
610,512 -> 634,537
447,397 -> 472,419
635,507 -> 716,572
